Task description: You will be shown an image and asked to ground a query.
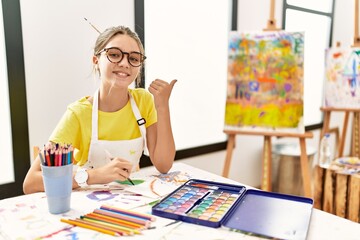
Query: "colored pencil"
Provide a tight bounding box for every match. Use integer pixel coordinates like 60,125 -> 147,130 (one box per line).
94,208 -> 150,226
58,149 -> 62,166
80,216 -> 140,235
86,212 -> 145,229
123,193 -> 142,196
55,149 -> 59,166
38,152 -> 46,166
97,208 -> 152,223
60,205 -> 155,237
75,218 -> 133,236
60,148 -> 65,166
62,148 -> 66,166
94,209 -> 150,226
40,143 -> 74,166
50,148 -> 55,166
45,150 -> 51,166
67,148 -> 71,165
101,205 -> 156,221
60,218 -> 121,236
69,145 -> 74,164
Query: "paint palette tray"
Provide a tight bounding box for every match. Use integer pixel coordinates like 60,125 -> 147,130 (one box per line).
152,179 -> 313,239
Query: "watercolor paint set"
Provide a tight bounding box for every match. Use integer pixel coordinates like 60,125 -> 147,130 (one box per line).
152,179 -> 313,239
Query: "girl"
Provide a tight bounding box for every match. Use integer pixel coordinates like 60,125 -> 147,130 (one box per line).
23,26 -> 176,194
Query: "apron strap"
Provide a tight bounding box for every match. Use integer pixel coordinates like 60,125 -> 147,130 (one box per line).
91,89 -> 100,140
129,93 -> 148,154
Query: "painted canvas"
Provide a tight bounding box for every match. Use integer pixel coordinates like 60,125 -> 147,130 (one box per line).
225,31 -> 305,133
324,47 -> 360,108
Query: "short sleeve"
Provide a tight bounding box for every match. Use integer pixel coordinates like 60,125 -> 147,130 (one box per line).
143,91 -> 157,128
130,88 -> 157,128
49,109 -> 81,149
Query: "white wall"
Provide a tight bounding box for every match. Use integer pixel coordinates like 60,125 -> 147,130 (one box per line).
144,0 -> 229,150
19,0 -> 354,188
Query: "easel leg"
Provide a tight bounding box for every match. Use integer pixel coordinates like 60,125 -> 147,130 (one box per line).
321,111 -> 331,139
338,112 -> 349,157
222,134 -> 235,178
299,138 -> 311,198
352,112 -> 360,158
261,136 -> 272,191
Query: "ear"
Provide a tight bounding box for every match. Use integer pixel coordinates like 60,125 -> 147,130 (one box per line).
92,55 -> 98,64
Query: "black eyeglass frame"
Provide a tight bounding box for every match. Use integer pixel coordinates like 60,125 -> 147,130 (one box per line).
97,47 -> 146,67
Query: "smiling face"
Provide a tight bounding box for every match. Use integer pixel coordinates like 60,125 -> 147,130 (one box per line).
94,34 -> 141,89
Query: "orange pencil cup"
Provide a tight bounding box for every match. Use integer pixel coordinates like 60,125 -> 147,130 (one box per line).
41,164 -> 73,214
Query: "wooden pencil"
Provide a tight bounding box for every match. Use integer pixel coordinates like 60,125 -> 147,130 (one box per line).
67,147 -> 71,165
45,150 -> 51,166
94,209 -> 150,226
86,212 -> 145,229
38,152 -> 46,166
74,218 -> 133,236
60,218 -> 121,236
100,204 -> 156,221
80,217 -> 140,235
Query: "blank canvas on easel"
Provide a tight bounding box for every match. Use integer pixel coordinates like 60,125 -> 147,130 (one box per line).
324,47 -> 360,109
224,31 -> 305,133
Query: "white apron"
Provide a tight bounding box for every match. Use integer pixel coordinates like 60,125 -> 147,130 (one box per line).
83,89 -> 146,172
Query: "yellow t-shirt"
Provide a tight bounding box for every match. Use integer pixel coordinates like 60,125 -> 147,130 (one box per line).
49,88 -> 157,165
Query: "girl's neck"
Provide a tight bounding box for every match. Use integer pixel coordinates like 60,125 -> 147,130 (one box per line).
98,85 -> 129,112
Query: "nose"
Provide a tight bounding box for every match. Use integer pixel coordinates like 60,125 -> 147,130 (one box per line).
117,53 -> 130,67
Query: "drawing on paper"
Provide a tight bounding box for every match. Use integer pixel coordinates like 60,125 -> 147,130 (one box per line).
86,190 -> 119,201
148,171 -> 192,197
115,179 -> 145,185
324,48 -> 360,108
152,171 -> 191,184
225,31 -> 305,133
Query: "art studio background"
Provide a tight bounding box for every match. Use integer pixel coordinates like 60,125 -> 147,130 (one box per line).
0,0 -> 356,198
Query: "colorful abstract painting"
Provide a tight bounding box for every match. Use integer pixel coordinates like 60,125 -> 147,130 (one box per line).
324,47 -> 360,108
225,31 -> 305,133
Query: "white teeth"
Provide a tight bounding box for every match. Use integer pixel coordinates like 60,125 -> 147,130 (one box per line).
115,72 -> 127,76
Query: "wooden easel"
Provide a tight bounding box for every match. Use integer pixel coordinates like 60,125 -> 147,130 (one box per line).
320,108 -> 360,159
222,130 -> 313,198
223,0 -> 313,198
263,0 -> 281,31
353,0 -> 360,48
319,0 -> 360,159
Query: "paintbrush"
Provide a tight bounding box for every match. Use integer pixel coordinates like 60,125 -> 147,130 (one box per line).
104,149 -> 135,185
84,17 -> 101,33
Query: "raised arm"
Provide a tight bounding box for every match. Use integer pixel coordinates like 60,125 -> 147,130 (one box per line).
147,79 -> 177,173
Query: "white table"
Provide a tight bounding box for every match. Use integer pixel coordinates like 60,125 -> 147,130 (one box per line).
0,162 -> 359,240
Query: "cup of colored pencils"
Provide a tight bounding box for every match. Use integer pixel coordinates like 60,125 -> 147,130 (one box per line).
40,143 -> 74,214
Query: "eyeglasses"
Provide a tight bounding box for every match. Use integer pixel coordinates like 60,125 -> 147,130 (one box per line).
98,47 -> 146,67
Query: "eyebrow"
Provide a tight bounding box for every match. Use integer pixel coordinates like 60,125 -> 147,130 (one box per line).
106,47 -> 142,54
